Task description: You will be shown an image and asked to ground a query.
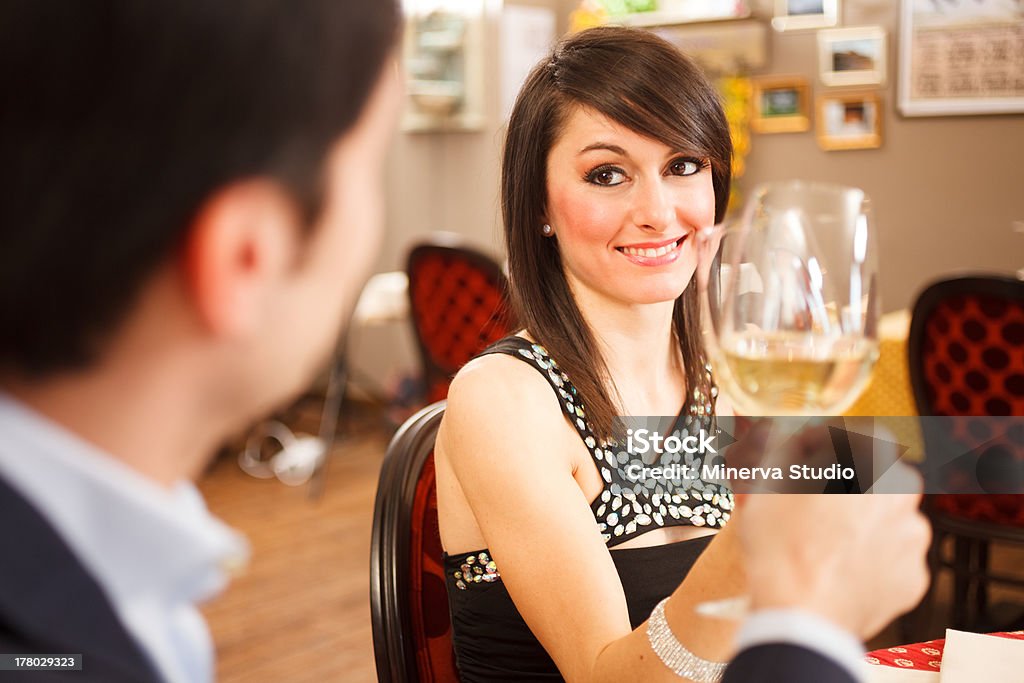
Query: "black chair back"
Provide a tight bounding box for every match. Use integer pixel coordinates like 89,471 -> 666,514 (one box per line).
370,401 -> 458,682
906,275 -> 1024,632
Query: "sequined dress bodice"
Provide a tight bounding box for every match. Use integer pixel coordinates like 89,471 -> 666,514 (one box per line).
443,336 -> 732,682
476,335 -> 732,550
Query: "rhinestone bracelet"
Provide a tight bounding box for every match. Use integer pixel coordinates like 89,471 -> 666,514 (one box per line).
646,597 -> 726,682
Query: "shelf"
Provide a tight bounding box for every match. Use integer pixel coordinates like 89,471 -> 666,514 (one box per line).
615,8 -> 753,28
613,14 -> 769,72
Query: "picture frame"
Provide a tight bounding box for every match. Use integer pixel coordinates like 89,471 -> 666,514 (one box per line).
816,91 -> 882,151
772,0 -> 838,32
898,0 -> 1024,117
751,76 -> 812,134
818,26 -> 887,87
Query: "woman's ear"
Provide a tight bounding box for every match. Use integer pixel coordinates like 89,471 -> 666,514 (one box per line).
180,179 -> 302,339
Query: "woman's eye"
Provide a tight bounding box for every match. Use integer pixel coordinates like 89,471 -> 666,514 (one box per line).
669,158 -> 704,176
586,166 -> 626,186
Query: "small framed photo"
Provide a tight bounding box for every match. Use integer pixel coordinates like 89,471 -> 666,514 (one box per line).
772,0 -> 839,32
818,26 -> 887,87
751,76 -> 811,134
817,91 -> 882,151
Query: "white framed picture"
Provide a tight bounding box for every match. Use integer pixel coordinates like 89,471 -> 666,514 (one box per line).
898,0 -> 1024,116
819,26 -> 887,87
772,0 -> 838,32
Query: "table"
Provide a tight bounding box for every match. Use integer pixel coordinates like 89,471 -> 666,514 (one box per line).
345,270 -> 415,404
845,310 -> 916,417
865,630 -> 1024,678
352,271 -> 409,326
843,310 -> 925,463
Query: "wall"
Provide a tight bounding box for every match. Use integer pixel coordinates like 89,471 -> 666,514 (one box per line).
349,0 -> 573,398
740,0 -> 1024,313
379,0 -> 576,272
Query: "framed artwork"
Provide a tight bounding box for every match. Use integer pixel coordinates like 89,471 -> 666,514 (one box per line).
817,91 -> 883,150
899,0 -> 1024,116
819,26 -> 887,87
751,76 -> 812,133
772,0 -> 839,32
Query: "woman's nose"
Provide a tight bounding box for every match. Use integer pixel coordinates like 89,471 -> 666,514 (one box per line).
630,179 -> 674,232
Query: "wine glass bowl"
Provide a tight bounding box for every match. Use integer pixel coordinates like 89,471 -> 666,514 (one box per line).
694,181 -> 881,621
701,180 -> 880,417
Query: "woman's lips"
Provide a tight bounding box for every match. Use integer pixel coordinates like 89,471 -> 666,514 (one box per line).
615,235 -> 686,266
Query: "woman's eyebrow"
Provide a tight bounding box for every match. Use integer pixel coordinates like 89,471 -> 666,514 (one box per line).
579,142 -> 628,156
579,142 -> 702,160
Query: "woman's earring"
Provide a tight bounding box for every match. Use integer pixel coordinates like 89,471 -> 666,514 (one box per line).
542,223 -> 553,236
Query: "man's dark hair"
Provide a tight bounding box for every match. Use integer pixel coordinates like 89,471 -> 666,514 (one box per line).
0,1 -> 400,376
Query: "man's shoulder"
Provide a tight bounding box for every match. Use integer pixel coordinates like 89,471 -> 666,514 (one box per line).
0,475 -> 161,683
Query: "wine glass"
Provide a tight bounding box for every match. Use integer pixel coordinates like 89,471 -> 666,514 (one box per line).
695,180 -> 880,619
701,180 -> 879,417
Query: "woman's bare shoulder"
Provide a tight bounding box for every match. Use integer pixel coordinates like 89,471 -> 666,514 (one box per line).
448,351 -> 560,422
441,351 -> 571,470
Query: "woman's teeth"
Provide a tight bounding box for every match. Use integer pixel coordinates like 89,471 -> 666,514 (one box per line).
619,239 -> 680,258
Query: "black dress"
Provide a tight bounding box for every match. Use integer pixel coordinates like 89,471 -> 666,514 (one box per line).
444,336 -> 733,682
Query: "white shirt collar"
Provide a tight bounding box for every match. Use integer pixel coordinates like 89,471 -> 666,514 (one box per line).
0,393 -> 249,682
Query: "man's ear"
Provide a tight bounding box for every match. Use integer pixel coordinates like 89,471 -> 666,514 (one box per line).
180,180 -> 302,338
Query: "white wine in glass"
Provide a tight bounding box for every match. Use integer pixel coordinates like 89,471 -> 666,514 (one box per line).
702,180 -> 880,417
720,331 -> 877,416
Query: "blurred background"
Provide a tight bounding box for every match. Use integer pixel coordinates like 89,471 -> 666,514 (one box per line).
360,0 -> 1023,400
199,1 -> 1024,681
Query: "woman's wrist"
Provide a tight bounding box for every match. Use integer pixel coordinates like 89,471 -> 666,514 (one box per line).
647,598 -> 727,681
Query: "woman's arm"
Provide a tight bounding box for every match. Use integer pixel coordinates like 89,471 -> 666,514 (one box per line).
438,355 -> 745,683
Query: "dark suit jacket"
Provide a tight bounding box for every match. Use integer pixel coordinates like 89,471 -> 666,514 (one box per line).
723,642 -> 859,683
0,475 -> 162,682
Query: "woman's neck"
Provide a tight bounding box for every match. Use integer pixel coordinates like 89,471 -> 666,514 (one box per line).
570,283 -> 687,416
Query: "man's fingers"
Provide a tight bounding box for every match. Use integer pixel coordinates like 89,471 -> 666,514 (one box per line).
870,458 -> 923,496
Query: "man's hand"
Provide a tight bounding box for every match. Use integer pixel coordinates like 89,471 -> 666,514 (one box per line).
737,466 -> 930,640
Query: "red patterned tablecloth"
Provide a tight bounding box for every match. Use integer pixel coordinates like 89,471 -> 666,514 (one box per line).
866,631 -> 1024,670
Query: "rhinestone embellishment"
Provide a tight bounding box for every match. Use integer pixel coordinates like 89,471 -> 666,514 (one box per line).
453,551 -> 501,590
502,338 -> 732,547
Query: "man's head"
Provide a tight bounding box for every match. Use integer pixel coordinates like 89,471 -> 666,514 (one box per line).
0,1 -> 402,431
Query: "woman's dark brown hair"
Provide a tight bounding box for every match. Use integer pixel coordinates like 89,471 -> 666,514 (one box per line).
502,26 -> 732,441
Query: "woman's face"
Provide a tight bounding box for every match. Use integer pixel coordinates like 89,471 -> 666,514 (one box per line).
544,105 -> 716,309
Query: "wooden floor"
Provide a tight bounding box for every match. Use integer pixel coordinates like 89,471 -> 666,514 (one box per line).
199,409 -> 391,683
197,405 -> 1024,682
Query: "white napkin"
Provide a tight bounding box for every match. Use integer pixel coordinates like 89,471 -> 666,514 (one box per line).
861,661 -> 939,682
939,629 -> 1024,683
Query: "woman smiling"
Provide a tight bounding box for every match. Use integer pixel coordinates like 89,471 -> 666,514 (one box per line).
434,26 -> 742,683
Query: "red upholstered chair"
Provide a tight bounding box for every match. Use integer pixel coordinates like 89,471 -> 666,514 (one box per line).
370,401 -> 459,683
908,275 -> 1024,633
406,238 -> 512,403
